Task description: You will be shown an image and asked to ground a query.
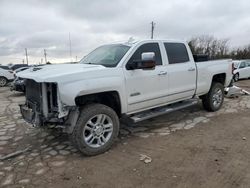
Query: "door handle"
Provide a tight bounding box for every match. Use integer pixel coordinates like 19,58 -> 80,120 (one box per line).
158,71 -> 167,76
188,67 -> 195,71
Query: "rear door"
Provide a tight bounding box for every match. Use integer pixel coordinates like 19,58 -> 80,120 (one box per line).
163,42 -> 196,102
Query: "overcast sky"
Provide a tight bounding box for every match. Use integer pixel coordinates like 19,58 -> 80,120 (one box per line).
1,0 -> 250,65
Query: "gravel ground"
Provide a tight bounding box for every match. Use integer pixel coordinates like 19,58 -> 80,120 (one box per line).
0,80 -> 249,188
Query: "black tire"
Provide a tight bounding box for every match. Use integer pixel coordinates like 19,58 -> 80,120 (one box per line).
202,82 -> 224,112
0,77 -> 8,87
234,73 -> 239,82
71,104 -> 120,156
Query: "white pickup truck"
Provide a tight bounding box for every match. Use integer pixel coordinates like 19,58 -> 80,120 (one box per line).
18,39 -> 233,156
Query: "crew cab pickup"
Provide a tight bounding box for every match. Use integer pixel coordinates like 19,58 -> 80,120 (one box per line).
18,39 -> 233,156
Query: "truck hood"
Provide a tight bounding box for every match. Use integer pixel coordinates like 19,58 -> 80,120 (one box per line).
17,64 -> 106,83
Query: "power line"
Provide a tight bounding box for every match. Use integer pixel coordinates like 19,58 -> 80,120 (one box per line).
151,21 -> 156,39
69,32 -> 72,62
44,49 -> 47,63
25,48 -> 29,65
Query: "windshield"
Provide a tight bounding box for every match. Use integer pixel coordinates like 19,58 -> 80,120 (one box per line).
79,44 -> 130,67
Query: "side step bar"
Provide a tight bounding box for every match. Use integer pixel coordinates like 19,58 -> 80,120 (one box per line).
129,99 -> 199,123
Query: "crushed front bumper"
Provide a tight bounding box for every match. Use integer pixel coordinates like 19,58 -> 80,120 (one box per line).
19,103 -> 42,126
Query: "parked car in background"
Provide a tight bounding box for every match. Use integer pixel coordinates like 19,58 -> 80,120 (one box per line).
0,65 -> 11,70
13,67 -> 30,78
0,67 -> 14,86
233,60 -> 250,81
9,64 -> 29,71
10,77 -> 26,92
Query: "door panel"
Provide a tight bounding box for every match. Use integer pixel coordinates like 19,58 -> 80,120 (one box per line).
167,62 -> 196,101
124,66 -> 168,112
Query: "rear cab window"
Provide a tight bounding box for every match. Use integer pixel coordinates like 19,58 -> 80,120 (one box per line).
164,43 -> 190,64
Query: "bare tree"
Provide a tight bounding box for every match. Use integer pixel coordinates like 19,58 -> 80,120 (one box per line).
232,45 -> 250,59
188,35 -> 229,59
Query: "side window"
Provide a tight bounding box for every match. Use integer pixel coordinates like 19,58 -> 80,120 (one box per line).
164,43 -> 189,64
239,62 -> 246,69
127,43 -> 162,66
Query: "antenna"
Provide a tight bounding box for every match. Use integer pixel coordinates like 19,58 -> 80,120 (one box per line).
69,32 -> 72,62
150,21 -> 156,39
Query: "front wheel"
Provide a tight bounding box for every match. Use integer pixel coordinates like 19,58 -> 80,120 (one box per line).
202,82 -> 224,112
0,77 -> 8,87
72,104 -> 120,156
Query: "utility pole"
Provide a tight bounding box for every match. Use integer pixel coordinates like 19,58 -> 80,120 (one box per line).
76,56 -> 77,62
44,49 -> 47,63
25,48 -> 29,65
22,59 -> 25,64
69,32 -> 72,62
150,21 -> 156,39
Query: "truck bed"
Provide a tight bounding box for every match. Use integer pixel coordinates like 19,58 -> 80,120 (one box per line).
196,59 -> 233,96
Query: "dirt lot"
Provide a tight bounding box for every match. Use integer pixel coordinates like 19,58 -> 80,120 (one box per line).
0,80 -> 250,188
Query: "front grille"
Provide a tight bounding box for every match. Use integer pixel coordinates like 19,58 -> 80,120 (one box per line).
25,79 -> 42,111
25,79 -> 58,117
47,83 -> 58,113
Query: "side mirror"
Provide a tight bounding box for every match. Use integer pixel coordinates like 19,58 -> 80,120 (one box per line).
127,52 -> 156,70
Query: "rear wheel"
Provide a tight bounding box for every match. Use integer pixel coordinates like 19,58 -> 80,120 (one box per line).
234,73 -> 239,82
0,77 -> 8,87
202,82 -> 224,112
72,104 -> 119,156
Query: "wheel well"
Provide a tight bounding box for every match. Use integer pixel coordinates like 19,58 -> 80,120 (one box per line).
75,91 -> 121,117
212,73 -> 226,85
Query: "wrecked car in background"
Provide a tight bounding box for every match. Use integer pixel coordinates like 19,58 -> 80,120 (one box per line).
233,60 -> 250,82
17,39 -> 233,156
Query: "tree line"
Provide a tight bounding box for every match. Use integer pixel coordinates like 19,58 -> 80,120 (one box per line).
188,35 -> 250,60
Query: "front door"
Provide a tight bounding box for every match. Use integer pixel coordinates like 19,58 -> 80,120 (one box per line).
124,42 -> 169,113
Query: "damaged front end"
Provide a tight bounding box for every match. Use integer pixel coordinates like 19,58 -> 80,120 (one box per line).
19,79 -> 71,127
